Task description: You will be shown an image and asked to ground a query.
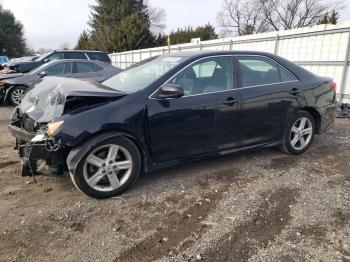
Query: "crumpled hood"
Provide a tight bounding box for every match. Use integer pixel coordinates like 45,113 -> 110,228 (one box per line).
19,76 -> 126,123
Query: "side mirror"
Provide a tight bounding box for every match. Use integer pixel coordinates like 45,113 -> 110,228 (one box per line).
39,71 -> 47,77
157,84 -> 184,99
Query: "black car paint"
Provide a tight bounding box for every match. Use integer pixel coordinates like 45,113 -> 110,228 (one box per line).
10,51 -> 336,174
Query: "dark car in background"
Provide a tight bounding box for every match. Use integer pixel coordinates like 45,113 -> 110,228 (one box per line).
9,51 -> 336,198
4,50 -> 111,73
0,59 -> 121,105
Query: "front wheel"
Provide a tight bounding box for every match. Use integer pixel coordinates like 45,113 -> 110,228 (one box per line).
280,111 -> 315,155
71,136 -> 141,198
9,86 -> 26,106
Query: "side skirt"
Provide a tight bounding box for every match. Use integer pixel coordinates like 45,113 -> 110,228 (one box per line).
146,139 -> 282,173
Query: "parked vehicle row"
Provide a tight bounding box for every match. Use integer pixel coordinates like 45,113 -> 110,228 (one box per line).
0,59 -> 121,105
4,50 -> 111,73
8,51 -> 337,198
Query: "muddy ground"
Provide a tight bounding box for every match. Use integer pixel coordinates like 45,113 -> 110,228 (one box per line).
0,106 -> 349,262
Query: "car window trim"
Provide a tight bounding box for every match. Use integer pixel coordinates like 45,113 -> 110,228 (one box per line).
149,55 -> 235,100
234,54 -> 299,89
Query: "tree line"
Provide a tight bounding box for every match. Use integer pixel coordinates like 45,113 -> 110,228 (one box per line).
77,0 -> 341,53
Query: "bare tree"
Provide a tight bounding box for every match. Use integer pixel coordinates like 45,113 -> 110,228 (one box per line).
145,1 -> 167,34
217,0 -> 269,37
261,0 -> 340,30
217,0 -> 342,36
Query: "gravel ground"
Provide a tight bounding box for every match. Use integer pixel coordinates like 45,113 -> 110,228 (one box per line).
0,106 -> 349,262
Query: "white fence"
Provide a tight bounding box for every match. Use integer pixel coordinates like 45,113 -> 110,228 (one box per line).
110,21 -> 350,104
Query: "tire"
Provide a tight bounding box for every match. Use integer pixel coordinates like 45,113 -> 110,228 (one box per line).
280,110 -> 316,155
71,136 -> 141,199
9,86 -> 27,106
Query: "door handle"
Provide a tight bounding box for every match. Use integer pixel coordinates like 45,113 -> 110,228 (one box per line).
289,88 -> 301,96
223,97 -> 238,106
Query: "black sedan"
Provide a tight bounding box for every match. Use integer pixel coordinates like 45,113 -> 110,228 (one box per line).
0,59 -> 121,105
9,51 -> 336,198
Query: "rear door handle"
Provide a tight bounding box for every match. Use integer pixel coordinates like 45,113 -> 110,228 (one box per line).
289,88 -> 301,96
223,97 -> 238,106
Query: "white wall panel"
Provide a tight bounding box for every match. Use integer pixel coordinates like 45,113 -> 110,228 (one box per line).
110,21 -> 350,103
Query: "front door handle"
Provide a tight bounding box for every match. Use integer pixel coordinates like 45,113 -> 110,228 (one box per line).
289,88 -> 301,96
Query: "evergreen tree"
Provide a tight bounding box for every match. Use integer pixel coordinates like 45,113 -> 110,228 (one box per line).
317,10 -> 339,25
75,30 -> 91,50
87,0 -> 155,52
0,5 -> 27,57
109,13 -> 156,51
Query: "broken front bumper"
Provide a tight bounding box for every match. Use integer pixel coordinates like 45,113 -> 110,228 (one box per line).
8,124 -> 36,142
9,123 -> 66,176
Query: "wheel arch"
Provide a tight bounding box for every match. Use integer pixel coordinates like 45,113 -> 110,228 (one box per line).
300,107 -> 321,134
66,130 -> 150,177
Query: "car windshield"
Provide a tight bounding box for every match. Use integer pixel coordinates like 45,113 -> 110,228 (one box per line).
102,55 -> 185,93
36,52 -> 51,61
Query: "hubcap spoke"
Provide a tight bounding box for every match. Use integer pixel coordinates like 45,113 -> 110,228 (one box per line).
87,171 -> 105,187
291,135 -> 299,147
107,145 -> 119,161
86,154 -> 104,168
299,137 -> 307,147
299,118 -> 307,130
303,127 -> 312,135
107,173 -> 120,189
291,126 -> 299,134
116,160 -> 132,170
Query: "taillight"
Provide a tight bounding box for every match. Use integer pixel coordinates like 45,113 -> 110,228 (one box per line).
331,82 -> 336,91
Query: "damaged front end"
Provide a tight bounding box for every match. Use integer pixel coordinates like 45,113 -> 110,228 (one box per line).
8,76 -> 126,177
9,107 -> 67,177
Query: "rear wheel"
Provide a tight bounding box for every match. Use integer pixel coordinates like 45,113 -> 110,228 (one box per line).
280,111 -> 315,155
9,86 -> 26,106
71,136 -> 141,198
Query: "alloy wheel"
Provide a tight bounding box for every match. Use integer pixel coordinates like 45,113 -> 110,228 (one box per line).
83,144 -> 133,192
290,117 -> 313,150
11,88 -> 25,105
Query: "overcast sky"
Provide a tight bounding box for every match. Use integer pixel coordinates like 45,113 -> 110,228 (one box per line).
1,0 -> 350,50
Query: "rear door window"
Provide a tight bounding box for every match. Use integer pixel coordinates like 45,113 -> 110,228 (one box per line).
73,62 -> 103,73
237,56 -> 297,88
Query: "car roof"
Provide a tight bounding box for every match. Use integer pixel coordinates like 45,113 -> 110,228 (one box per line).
44,59 -> 110,66
165,50 -> 278,59
54,50 -> 108,54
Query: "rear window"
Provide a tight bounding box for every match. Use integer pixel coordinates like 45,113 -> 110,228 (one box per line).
86,52 -> 111,63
